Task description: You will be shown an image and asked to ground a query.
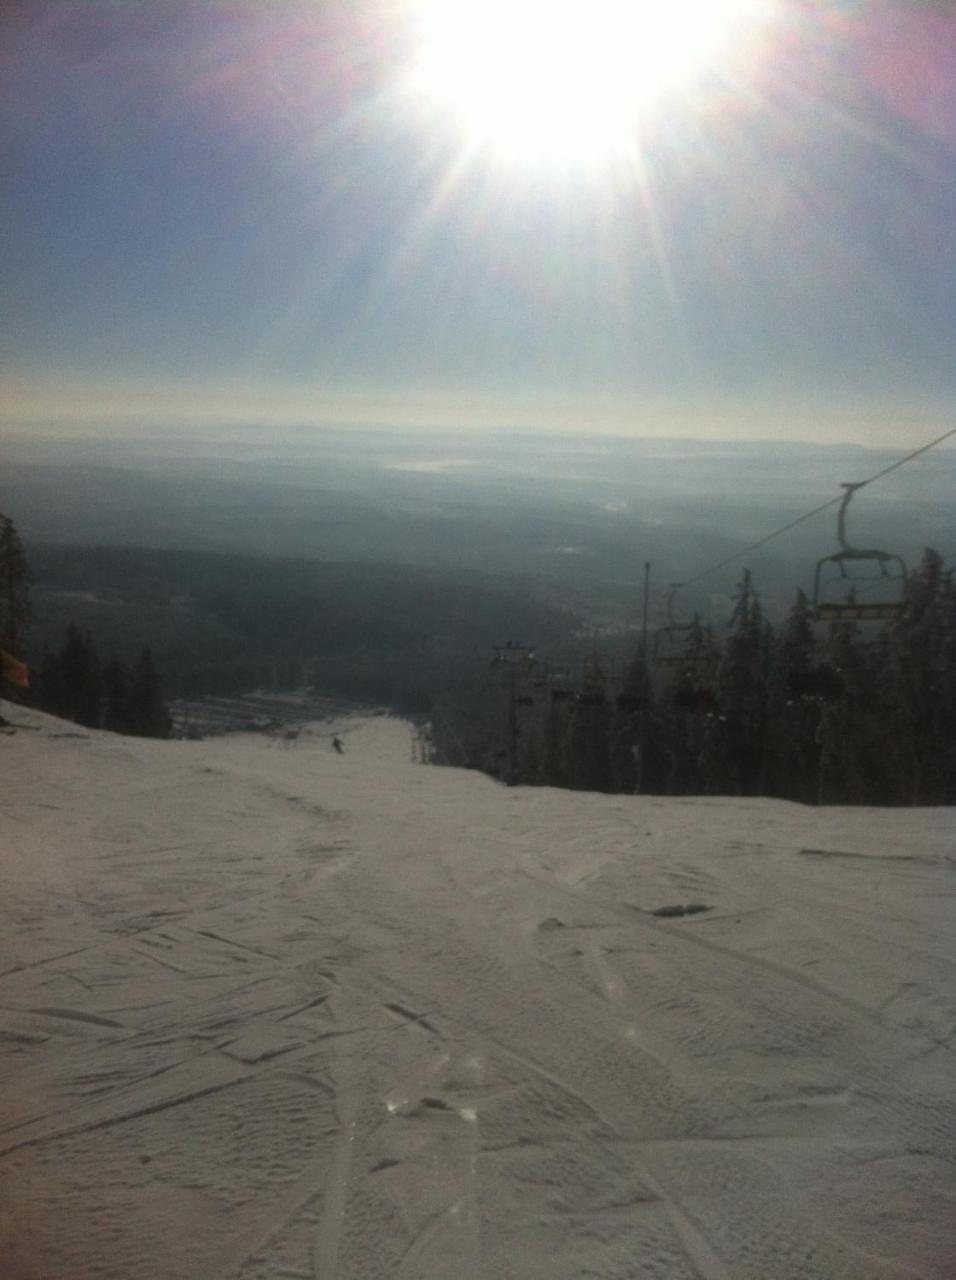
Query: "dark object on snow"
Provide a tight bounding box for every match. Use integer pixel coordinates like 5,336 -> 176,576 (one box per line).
332,735 -> 344,755
651,903 -> 710,918
537,917 -> 565,932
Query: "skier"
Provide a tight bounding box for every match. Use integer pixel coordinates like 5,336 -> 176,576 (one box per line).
332,735 -> 344,755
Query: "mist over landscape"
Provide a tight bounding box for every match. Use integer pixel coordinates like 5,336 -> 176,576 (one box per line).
7,423 -> 953,639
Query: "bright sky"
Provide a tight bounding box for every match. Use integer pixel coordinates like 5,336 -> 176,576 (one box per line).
2,0 -> 955,445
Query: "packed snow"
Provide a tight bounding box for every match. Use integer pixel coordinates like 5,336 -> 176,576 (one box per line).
1,702 -> 954,1279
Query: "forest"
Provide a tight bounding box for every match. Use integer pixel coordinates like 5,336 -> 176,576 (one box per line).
428,552 -> 956,807
5,536 -> 581,726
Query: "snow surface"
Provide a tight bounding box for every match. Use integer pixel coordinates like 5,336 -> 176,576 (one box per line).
1,701 -> 954,1279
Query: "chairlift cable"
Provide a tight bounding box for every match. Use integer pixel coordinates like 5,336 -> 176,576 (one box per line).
679,425 -> 956,590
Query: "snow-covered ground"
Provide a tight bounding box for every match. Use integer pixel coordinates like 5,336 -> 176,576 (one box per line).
1,702 -> 954,1279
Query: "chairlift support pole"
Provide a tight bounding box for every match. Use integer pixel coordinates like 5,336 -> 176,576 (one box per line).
666,582 -> 680,626
637,561 -> 651,795
507,660 -> 519,785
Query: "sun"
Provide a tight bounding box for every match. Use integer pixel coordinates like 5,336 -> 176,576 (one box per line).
408,0 -> 771,168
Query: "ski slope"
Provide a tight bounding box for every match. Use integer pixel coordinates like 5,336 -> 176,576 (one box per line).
1,703 -> 954,1279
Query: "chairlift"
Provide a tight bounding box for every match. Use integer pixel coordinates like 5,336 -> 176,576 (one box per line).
653,584 -> 710,670
813,483 -> 907,623
547,664 -> 574,703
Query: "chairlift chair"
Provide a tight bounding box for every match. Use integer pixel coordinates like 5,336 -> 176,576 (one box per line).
653,632 -> 694,667
653,584 -> 688,667
653,584 -> 710,671
547,664 -> 574,703
813,483 -> 907,623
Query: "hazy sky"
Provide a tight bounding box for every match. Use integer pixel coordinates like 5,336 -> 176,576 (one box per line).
3,1 -> 955,444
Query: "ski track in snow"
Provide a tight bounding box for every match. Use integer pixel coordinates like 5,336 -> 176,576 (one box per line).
1,702 -> 954,1279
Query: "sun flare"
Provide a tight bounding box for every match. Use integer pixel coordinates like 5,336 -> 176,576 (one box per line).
410,0 -> 771,167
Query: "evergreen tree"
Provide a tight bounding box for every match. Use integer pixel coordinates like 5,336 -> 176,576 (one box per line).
128,647 -> 172,738
567,695 -> 613,791
664,615 -> 720,796
446,563 -> 952,809
102,655 -> 131,733
542,694 -> 574,789
566,653 -> 613,792
710,571 -> 770,795
609,650 -> 655,794
885,549 -> 955,804
0,514 -> 32,654
520,730 -> 544,786
58,625 -> 103,727
41,630 -> 171,739
767,589 -> 824,803
936,567 -> 956,803
818,610 -> 876,803
38,644 -> 65,718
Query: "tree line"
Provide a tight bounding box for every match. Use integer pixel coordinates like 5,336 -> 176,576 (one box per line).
1,512 -> 171,738
430,550 -> 956,807
6,502 -> 953,798
36,625 -> 172,738
24,543 -> 579,708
